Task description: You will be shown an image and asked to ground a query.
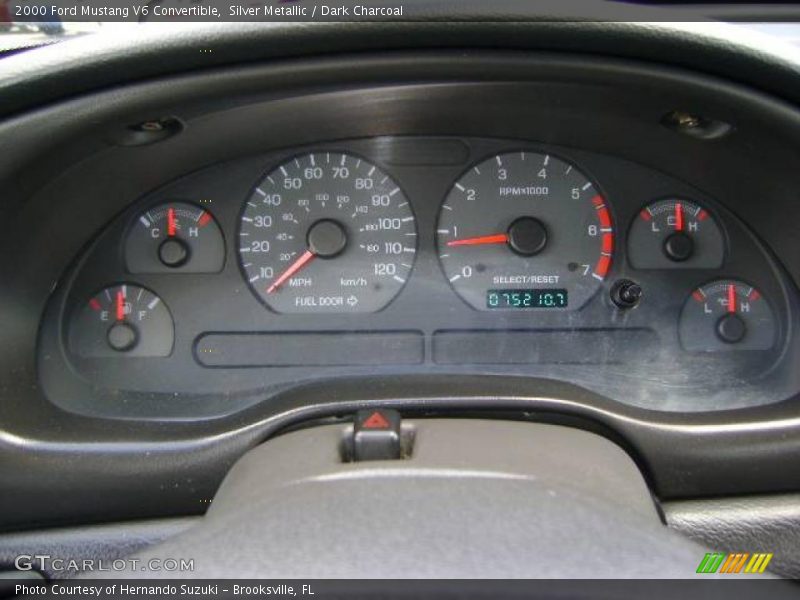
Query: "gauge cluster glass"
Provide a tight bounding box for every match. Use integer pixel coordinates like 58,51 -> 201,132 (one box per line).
44,136 -> 797,417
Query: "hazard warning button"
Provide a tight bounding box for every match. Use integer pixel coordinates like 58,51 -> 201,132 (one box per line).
352,409 -> 402,462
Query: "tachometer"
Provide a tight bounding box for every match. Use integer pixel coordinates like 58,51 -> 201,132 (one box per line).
437,151 -> 613,311
238,153 -> 417,313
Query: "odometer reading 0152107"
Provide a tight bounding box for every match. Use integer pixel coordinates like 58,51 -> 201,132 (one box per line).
238,152 -> 417,313
437,151 -> 614,311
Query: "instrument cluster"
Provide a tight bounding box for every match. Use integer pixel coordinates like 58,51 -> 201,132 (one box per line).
39,137 -> 798,417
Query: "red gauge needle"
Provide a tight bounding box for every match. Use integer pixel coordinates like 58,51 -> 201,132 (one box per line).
115,290 -> 126,321
674,202 -> 684,232
727,284 -> 736,313
267,250 -> 316,294
447,233 -> 509,247
167,207 -> 177,237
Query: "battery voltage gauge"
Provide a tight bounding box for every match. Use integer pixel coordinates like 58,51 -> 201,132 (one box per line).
628,198 -> 724,269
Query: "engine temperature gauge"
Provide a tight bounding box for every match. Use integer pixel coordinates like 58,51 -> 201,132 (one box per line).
679,280 -> 776,352
70,284 -> 174,357
126,202 -> 225,273
628,198 -> 724,269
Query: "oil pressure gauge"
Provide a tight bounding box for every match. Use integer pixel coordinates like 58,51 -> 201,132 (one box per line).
679,279 -> 777,352
628,198 -> 724,269
126,202 -> 225,273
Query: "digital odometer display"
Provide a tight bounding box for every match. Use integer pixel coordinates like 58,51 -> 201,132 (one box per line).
487,289 -> 568,309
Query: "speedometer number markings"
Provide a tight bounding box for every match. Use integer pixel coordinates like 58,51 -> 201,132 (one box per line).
238,153 -> 417,313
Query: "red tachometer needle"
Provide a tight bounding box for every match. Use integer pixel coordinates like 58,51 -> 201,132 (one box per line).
447,233 -> 509,247
727,284 -> 736,313
115,290 -> 126,321
167,207 -> 177,237
674,202 -> 684,232
267,250 -> 316,294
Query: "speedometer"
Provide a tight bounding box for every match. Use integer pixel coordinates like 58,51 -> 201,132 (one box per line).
238,152 -> 417,313
437,151 -> 614,311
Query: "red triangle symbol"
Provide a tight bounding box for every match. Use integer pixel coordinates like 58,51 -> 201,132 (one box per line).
363,411 -> 390,429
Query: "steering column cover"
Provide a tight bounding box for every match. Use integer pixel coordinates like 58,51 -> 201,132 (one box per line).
96,420 -> 720,578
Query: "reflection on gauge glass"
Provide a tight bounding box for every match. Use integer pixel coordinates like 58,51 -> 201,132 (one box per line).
679,280 -> 776,352
238,152 -> 417,313
70,284 -> 174,358
628,198 -> 724,269
126,202 -> 225,273
437,151 -> 614,311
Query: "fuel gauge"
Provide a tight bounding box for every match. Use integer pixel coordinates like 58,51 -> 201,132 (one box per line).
679,280 -> 777,352
628,198 -> 724,269
70,284 -> 174,357
126,202 -> 225,273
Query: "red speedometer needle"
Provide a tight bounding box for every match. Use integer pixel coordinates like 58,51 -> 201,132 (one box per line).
167,207 -> 177,237
267,250 -> 316,294
674,202 -> 684,231
447,233 -> 509,247
727,284 -> 736,313
115,290 -> 126,321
